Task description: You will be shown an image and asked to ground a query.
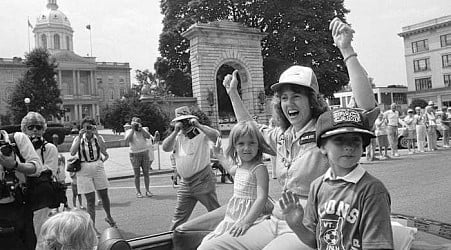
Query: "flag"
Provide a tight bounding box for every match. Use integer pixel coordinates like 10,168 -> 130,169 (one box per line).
86,24 -> 91,30
28,19 -> 33,29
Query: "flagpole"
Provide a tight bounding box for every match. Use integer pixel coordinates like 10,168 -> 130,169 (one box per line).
27,17 -> 31,52
89,27 -> 92,57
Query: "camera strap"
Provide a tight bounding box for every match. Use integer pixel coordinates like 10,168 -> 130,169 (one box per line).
8,133 -> 48,164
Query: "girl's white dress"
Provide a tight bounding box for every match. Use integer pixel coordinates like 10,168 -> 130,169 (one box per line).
202,163 -> 266,241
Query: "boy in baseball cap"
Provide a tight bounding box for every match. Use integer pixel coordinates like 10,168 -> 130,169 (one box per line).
279,108 -> 393,249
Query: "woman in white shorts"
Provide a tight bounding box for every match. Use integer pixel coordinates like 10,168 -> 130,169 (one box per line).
70,117 -> 116,232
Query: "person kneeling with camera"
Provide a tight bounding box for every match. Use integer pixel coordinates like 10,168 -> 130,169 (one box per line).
0,128 -> 44,250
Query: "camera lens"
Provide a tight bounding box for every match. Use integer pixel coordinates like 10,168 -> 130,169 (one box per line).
86,125 -> 93,130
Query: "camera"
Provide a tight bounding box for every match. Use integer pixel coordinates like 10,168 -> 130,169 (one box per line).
86,125 -> 95,130
29,135 -> 44,150
181,119 -> 192,130
133,123 -> 140,131
0,140 -> 13,156
0,170 -> 18,199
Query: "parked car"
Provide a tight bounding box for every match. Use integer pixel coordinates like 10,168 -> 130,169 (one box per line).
397,125 -> 443,149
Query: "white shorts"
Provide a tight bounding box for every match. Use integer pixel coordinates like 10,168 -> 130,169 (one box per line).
76,160 -> 109,194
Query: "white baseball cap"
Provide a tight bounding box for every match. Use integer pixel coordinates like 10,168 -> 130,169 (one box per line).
270,66 -> 319,93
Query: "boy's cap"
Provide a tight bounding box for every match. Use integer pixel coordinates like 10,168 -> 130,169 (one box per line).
316,108 -> 375,147
270,66 -> 319,93
407,109 -> 414,113
172,106 -> 198,122
415,106 -> 421,110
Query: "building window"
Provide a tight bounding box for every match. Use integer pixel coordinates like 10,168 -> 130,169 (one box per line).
413,58 -> 430,72
66,36 -> 70,50
445,74 -> 451,87
110,88 -> 115,99
415,77 -> 432,91
108,76 -> 113,84
119,76 -> 125,84
442,54 -> 451,68
54,34 -> 60,49
80,71 -> 91,95
441,33 -> 451,47
393,93 -> 407,104
412,39 -> 428,53
119,88 -> 126,98
61,70 -> 74,95
41,34 -> 47,49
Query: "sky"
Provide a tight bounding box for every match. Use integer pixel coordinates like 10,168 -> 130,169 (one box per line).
1,0 -> 451,87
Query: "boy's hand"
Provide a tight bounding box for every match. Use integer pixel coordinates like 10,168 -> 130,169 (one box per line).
222,70 -> 239,95
329,17 -> 354,51
279,191 -> 305,227
229,220 -> 251,237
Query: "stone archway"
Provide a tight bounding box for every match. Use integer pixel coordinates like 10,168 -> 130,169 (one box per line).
182,20 -> 267,129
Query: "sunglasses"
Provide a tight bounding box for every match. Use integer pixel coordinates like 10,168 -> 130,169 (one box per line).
27,124 -> 43,130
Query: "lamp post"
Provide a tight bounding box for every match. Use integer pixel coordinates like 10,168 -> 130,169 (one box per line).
24,97 -> 30,112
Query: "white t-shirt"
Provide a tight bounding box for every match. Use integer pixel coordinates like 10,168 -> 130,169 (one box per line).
173,132 -> 211,179
126,130 -> 149,153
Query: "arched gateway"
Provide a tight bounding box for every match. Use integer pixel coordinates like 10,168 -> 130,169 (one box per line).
182,20 -> 267,129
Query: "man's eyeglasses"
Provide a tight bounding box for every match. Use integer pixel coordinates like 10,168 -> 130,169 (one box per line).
27,125 -> 43,130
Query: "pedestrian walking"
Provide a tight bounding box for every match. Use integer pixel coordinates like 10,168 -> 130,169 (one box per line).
162,106 -> 221,230
124,117 -> 153,198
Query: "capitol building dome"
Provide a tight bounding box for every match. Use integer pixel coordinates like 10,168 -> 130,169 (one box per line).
34,0 -> 74,51
37,1 -> 71,27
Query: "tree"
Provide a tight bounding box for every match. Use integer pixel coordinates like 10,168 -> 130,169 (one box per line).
159,0 -> 350,97
102,93 -> 171,137
153,57 -> 192,97
9,48 -> 61,123
409,98 -> 428,109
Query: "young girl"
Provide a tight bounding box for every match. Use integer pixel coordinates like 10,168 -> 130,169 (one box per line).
198,121 -> 275,248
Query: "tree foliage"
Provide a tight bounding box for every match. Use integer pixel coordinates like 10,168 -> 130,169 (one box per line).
159,0 -> 350,97
9,48 -> 62,123
409,98 -> 428,109
102,92 -> 171,136
153,57 -> 192,97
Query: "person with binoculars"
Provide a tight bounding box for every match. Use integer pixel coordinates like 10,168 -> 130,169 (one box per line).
70,117 -> 116,234
124,117 -> 155,198
162,106 -> 221,230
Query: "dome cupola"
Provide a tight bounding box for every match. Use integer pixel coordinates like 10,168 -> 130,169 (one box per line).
34,0 -> 74,51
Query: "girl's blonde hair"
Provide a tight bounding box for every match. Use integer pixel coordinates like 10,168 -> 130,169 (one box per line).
225,121 -> 275,164
37,210 -> 98,250
272,85 -> 329,131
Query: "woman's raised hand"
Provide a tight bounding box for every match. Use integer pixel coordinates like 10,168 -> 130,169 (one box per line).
329,17 -> 354,50
222,70 -> 239,95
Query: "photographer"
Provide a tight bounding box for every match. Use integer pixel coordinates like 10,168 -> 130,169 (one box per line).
124,117 -> 154,198
20,112 -> 59,239
0,129 -> 43,249
162,106 -> 220,230
69,117 -> 116,234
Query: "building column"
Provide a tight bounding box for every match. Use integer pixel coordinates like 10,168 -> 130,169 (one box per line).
74,104 -> 79,121
91,70 -> 96,95
72,70 -> 76,96
76,70 -> 80,95
95,104 -> 100,124
58,70 -> 62,89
